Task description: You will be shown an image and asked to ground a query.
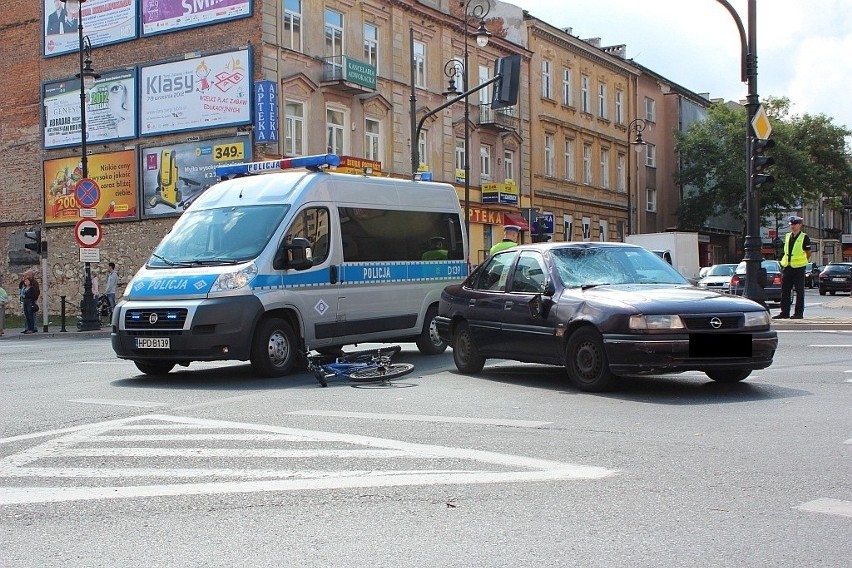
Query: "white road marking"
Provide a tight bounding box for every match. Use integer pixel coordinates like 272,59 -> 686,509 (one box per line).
807,344 -> 852,348
72,361 -> 128,365
69,398 -> 164,408
796,499 -> 852,519
4,360 -> 52,364
287,410 -> 550,428
0,414 -> 615,505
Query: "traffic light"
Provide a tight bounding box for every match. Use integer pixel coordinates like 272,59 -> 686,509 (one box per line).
531,217 -> 551,243
24,229 -> 42,254
491,54 -> 521,110
751,138 -> 775,189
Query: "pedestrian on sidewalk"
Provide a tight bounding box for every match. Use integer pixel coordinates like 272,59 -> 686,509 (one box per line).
0,283 -> 9,336
774,215 -> 811,320
104,262 -> 118,315
20,276 -> 38,334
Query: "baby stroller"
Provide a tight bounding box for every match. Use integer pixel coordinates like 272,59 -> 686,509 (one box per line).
97,294 -> 111,320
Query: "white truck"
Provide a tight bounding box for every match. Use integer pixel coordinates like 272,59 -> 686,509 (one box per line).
625,232 -> 701,282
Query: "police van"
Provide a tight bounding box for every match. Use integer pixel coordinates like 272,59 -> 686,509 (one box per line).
112,154 -> 468,376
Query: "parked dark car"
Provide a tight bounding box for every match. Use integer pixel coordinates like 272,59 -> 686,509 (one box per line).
435,242 -> 777,392
818,262 -> 852,295
729,260 -> 783,304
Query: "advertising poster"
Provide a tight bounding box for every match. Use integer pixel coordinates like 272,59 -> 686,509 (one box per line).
43,69 -> 137,149
44,0 -> 138,57
43,150 -> 139,226
142,0 -> 252,36
140,49 -> 252,135
141,137 -> 250,218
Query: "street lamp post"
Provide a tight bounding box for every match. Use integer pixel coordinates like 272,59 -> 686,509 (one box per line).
625,118 -> 647,236
63,0 -> 102,330
715,0 -> 765,305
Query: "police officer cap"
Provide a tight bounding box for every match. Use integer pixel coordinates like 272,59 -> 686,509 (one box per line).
788,215 -> 803,225
430,236 -> 445,244
504,224 -> 521,232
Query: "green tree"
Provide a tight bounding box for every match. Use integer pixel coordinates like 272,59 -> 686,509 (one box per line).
674,97 -> 851,230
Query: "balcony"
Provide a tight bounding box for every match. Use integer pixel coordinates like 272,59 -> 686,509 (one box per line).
477,104 -> 520,133
321,56 -> 376,95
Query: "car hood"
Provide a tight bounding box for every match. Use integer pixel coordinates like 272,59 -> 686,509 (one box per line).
576,284 -> 764,313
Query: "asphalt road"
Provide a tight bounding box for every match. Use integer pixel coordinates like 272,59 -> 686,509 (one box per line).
1,316 -> 850,567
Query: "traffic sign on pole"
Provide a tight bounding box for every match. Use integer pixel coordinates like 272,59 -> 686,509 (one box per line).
75,219 -> 103,247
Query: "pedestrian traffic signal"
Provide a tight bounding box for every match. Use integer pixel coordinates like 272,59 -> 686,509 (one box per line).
751,138 -> 775,189
24,229 -> 43,254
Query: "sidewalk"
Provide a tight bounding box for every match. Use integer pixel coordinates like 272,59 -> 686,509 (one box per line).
0,323 -> 111,340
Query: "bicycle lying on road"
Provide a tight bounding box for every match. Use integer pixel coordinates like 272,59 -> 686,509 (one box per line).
305,345 -> 415,387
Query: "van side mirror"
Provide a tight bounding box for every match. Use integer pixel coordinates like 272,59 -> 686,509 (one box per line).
274,237 -> 314,271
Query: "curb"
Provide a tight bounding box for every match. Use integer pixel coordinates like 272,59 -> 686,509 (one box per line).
0,328 -> 111,341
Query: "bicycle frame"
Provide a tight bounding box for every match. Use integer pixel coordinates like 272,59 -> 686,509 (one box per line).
305,346 -> 412,387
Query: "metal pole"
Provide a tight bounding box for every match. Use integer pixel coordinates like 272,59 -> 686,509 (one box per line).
410,28 -> 418,178
462,2 -> 472,253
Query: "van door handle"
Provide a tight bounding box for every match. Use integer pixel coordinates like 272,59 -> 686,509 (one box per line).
329,265 -> 338,284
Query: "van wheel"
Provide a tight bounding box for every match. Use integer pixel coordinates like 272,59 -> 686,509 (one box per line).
416,305 -> 448,355
251,318 -> 298,377
134,361 -> 175,375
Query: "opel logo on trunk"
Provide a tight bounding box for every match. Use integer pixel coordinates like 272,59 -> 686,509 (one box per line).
149,313 -> 159,325
710,317 -> 722,329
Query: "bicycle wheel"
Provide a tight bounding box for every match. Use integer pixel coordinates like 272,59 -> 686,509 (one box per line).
349,363 -> 414,383
339,345 -> 402,364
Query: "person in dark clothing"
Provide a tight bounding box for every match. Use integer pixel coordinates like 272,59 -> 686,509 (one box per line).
20,277 -> 39,333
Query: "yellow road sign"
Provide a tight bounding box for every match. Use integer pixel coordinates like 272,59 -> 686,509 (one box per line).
752,105 -> 772,140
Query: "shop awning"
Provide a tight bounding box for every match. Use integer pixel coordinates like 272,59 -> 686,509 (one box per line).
503,212 -> 531,231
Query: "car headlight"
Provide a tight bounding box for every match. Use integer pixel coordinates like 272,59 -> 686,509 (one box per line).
629,314 -> 685,330
743,310 -> 770,328
210,262 -> 258,292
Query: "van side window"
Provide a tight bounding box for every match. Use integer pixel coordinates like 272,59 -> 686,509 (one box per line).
338,207 -> 463,262
284,207 -> 330,265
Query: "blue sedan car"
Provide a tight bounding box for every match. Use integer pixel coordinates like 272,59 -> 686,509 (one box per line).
436,242 -> 777,392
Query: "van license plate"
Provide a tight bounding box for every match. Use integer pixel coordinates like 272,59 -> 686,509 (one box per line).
136,338 -> 170,349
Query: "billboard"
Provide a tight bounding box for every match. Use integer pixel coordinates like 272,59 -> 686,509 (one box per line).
142,0 -> 252,37
43,69 -> 137,149
140,49 -> 252,135
43,150 -> 139,225
140,137 -> 251,218
43,0 -> 138,57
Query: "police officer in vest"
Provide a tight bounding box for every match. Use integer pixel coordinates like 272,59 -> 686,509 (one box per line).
773,215 -> 811,320
489,224 -> 520,255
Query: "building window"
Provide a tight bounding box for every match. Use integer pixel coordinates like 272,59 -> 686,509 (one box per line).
616,153 -> 625,192
646,188 -> 657,212
599,219 -> 608,242
326,107 -> 346,155
480,144 -> 492,180
365,118 -> 380,161
455,139 -> 465,172
581,75 -> 590,113
479,65 -> 491,105
562,68 -> 572,106
564,138 -> 575,181
413,40 -> 426,88
282,0 -> 302,52
324,9 -> 344,73
645,143 -> 657,167
582,143 -> 592,184
544,133 -> 554,177
542,59 -> 552,99
615,90 -> 624,124
645,96 -> 656,122
284,100 -> 304,156
582,216 -> 591,240
363,23 -> 378,71
563,214 -> 574,242
600,148 -> 610,189
504,150 -> 514,182
598,83 -> 607,118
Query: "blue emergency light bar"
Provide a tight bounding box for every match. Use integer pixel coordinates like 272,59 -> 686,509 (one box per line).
215,154 -> 341,178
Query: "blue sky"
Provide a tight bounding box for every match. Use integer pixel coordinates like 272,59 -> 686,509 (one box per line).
519,0 -> 851,145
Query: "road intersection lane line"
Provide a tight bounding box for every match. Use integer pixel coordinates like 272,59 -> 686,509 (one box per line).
0,414 -> 616,505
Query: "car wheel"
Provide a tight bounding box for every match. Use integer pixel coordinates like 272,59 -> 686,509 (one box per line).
819,287 -> 826,296
133,361 -> 175,375
565,327 -> 614,392
706,369 -> 751,383
452,322 -> 485,374
830,290 -> 836,296
415,305 -> 448,355
251,317 -> 298,377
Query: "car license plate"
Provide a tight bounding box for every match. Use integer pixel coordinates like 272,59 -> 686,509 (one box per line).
832,277 -> 845,282
136,338 -> 170,349
689,334 -> 752,358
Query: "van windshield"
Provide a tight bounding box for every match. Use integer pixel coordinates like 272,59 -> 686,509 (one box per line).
148,205 -> 289,267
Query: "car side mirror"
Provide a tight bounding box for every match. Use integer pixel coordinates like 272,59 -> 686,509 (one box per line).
273,237 -> 314,271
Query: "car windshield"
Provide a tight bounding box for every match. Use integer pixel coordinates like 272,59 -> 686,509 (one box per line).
551,245 -> 688,287
148,204 -> 289,267
707,264 -> 735,276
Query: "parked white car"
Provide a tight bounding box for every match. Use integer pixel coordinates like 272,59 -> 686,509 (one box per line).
697,263 -> 737,292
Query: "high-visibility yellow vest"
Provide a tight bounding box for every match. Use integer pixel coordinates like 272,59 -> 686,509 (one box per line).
780,231 -> 808,268
489,240 -> 517,255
